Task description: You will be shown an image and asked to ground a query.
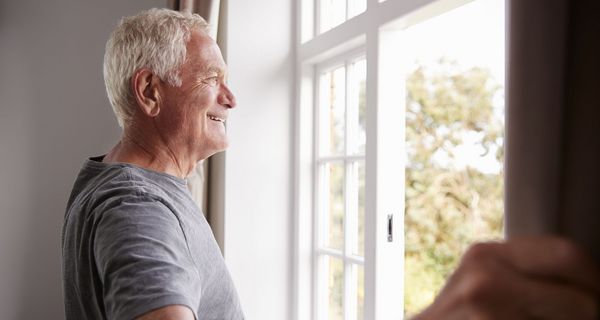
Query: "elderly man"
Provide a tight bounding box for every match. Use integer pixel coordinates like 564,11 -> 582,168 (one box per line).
62,9 -> 241,320
62,8 -> 599,320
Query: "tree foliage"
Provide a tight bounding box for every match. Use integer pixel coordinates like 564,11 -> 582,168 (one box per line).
404,59 -> 504,316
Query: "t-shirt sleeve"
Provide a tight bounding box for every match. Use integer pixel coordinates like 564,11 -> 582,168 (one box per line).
93,197 -> 201,320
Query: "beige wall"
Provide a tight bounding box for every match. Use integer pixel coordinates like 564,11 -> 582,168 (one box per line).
0,1 -> 164,318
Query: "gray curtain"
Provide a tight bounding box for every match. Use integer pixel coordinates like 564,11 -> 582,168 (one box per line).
505,0 -> 600,263
176,0 -> 221,39
169,0 -> 226,252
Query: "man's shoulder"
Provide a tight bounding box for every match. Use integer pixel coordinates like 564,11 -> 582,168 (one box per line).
91,164 -> 170,199
66,161 -> 181,221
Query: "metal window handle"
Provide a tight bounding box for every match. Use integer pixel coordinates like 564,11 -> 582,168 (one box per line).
387,214 -> 393,242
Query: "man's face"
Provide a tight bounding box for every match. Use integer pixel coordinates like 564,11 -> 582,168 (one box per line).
158,31 -> 236,161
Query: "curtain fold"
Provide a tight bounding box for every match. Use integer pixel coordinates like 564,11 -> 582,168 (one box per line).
505,0 -> 600,263
178,0 -> 221,39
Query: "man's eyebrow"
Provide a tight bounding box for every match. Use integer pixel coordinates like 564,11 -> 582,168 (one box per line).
201,66 -> 225,76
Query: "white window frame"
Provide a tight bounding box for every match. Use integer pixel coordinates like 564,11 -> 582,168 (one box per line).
314,50 -> 366,320
293,0 -> 476,319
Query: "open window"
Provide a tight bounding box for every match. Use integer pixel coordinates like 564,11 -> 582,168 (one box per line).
295,0 -> 505,318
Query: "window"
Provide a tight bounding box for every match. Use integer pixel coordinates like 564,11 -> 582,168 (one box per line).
295,0 -> 505,319
315,55 -> 366,320
319,0 -> 367,34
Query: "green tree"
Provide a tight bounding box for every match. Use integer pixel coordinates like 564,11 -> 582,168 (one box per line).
404,59 -> 504,316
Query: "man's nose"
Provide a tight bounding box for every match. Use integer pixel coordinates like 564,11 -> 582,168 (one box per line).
219,83 -> 237,109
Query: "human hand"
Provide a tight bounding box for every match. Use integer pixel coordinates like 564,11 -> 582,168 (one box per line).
413,236 -> 600,320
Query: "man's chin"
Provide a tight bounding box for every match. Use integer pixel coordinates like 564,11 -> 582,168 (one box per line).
212,139 -> 229,153
197,141 -> 229,160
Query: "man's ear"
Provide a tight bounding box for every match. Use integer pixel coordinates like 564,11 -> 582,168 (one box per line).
131,69 -> 162,117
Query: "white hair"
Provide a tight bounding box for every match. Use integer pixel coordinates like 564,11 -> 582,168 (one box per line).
103,8 -> 209,127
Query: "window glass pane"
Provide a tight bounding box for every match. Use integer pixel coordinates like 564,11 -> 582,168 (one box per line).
347,59 -> 366,155
400,0 -> 505,316
349,160 -> 365,256
320,0 -> 346,33
320,66 -> 346,156
348,0 -> 366,19
327,256 -> 344,320
322,162 -> 345,250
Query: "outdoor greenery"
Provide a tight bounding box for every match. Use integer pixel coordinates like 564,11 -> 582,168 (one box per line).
320,57 -> 503,319
403,59 -> 505,316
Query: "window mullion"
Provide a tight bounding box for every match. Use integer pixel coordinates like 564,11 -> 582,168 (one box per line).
345,0 -> 350,20
343,59 -> 351,320
314,0 -> 320,36
367,25 -> 406,320
313,65 -> 322,320
318,154 -> 364,163
363,27 -> 378,320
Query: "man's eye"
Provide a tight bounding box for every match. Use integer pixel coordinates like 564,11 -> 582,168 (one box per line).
204,77 -> 219,86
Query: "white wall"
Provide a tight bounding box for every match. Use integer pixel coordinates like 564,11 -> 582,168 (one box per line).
0,1 -> 164,318
224,0 -> 295,318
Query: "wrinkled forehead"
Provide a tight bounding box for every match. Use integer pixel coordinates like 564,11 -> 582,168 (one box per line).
185,31 -> 228,75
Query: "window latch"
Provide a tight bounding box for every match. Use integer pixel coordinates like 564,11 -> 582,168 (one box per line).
387,214 -> 393,242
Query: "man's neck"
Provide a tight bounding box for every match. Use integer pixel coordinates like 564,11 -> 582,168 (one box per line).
103,126 -> 195,179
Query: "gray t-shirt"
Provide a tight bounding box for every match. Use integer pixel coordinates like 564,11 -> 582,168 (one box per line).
62,156 -> 244,320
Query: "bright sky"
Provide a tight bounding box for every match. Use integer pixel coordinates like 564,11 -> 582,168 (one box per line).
402,0 -> 505,174
403,0 -> 505,83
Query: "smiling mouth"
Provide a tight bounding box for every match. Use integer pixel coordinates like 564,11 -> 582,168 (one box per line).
208,115 -> 225,123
